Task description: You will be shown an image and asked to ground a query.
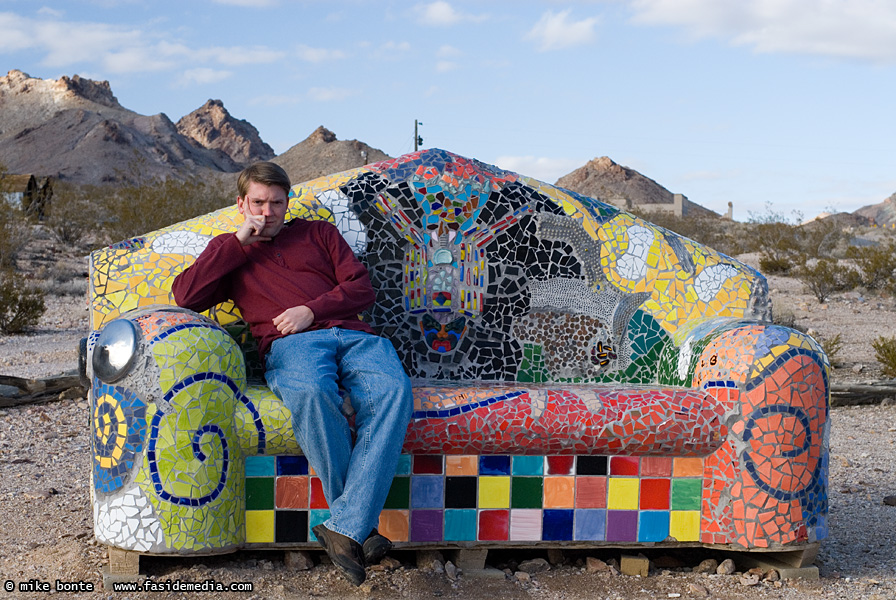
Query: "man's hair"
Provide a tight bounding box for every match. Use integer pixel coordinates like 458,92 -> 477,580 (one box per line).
237,162 -> 291,198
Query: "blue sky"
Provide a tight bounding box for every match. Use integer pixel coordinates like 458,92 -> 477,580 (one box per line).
1,0 -> 894,220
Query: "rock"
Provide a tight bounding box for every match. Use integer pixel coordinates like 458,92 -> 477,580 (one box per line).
518,558 -> 550,574
514,571 -> 531,582
883,495 -> 896,506
546,548 -> 565,565
764,569 -> 781,581
620,554 -> 649,577
716,558 -> 736,575
586,557 -> 610,573
284,550 -> 314,571
176,99 -> 275,166
694,559 -> 718,574
852,364 -> 865,374
445,561 -> 458,581
380,556 -> 402,570
740,573 -> 761,586
688,582 -> 710,596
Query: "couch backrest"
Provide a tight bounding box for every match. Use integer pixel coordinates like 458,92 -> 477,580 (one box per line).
89,149 -> 769,385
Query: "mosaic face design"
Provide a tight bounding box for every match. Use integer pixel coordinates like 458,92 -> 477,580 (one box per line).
86,148 -> 827,555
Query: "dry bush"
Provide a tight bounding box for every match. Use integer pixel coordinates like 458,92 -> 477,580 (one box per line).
845,240 -> 896,293
45,182 -> 105,246
872,336 -> 896,379
0,269 -> 46,334
793,259 -> 859,303
100,177 -> 231,243
0,196 -> 34,269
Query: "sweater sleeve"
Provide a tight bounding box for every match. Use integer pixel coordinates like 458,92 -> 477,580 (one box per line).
172,233 -> 247,314
303,223 -> 376,322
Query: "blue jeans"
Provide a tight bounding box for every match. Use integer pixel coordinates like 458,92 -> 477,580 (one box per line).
265,328 -> 413,544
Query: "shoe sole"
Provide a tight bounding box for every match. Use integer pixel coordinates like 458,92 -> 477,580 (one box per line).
312,524 -> 366,586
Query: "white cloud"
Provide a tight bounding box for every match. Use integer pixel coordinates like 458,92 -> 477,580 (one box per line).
494,155 -> 587,183
436,60 -> 458,72
629,0 -> 896,62
177,68 -> 233,87
196,46 -> 286,66
37,6 -> 64,17
526,10 -> 599,51
296,44 -> 348,63
415,1 -> 488,27
307,87 -> 356,102
437,44 -> 463,58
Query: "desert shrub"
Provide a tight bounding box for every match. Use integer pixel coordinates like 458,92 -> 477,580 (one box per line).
816,332 -> 844,366
845,240 -> 896,292
793,259 -> 859,303
771,300 -> 806,333
0,269 -> 46,334
45,182 -> 105,246
100,177 -> 231,242
800,217 -> 846,259
872,335 -> 896,379
747,204 -> 805,274
0,196 -> 34,269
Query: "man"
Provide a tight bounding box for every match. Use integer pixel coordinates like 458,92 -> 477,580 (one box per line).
172,162 -> 413,586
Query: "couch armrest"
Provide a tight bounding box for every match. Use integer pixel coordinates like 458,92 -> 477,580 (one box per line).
673,320 -> 829,548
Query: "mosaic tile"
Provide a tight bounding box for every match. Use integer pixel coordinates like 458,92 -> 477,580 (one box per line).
86,149 -> 827,554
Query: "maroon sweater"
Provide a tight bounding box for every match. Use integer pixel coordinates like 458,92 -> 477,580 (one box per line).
172,219 -> 376,358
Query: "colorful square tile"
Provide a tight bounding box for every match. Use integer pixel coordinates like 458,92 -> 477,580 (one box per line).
640,456 -> 672,477
606,510 -> 638,542
445,455 -> 478,476
511,477 -> 543,509
576,456 -> 608,476
546,456 -> 575,475
378,510 -> 409,542
245,455 -> 275,477
673,457 -> 703,477
308,510 -> 330,541
543,509 -> 574,540
276,455 -> 308,476
411,510 -> 443,542
639,478 -> 671,510
444,509 -> 477,541
575,476 -> 607,509
246,477 -> 274,510
479,456 -> 511,475
384,476 -> 410,509
638,510 -> 670,542
607,478 -> 639,510
479,477 -> 510,508
510,509 -> 542,541
512,455 -> 544,476
395,454 -> 412,475
275,476 -> 308,509
275,510 -> 308,543
411,476 -> 445,509
670,479 -> 702,510
544,477 -> 575,508
445,477 -> 477,508
478,510 -> 510,541
669,510 -> 700,541
610,456 -> 639,476
245,510 -> 274,543
413,455 -> 443,474
575,509 -> 606,541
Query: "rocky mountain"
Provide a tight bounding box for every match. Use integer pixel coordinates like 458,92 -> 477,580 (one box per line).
176,99 -> 274,166
273,126 -> 390,186
0,70 -> 255,184
556,156 -> 717,217
854,193 -> 896,226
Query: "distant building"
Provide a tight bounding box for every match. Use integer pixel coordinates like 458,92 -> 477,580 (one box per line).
2,174 -> 52,218
605,193 -> 722,219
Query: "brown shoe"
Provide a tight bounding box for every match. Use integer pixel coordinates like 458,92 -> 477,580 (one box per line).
362,528 -> 393,564
312,524 -> 366,586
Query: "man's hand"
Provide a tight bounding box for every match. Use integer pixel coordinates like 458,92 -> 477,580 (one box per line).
273,305 -> 315,336
235,213 -> 272,246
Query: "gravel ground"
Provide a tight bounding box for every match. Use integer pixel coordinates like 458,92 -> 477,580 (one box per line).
1,238 -> 895,599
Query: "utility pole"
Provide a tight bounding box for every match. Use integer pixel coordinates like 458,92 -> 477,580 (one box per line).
414,120 -> 423,151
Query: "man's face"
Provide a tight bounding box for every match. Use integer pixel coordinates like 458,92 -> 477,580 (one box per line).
237,181 -> 289,238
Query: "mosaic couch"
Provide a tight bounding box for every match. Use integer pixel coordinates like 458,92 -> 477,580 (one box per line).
85,149 -> 828,569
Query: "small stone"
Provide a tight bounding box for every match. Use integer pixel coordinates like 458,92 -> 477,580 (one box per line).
620,554 -> 649,577
380,556 -> 401,570
693,559 -> 718,574
667,594 -> 681,598
445,561 -> 458,580
688,582 -> 709,596
883,496 -> 896,506
716,558 -> 736,575
586,557 -> 609,573
518,558 -> 550,574
546,548 -> 565,565
284,551 -> 314,571
764,569 -> 780,582
431,560 -> 444,573
740,573 -> 761,586
852,364 -> 864,374
514,571 -> 531,583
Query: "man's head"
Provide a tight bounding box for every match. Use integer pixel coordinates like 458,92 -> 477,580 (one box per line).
237,162 -> 291,238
